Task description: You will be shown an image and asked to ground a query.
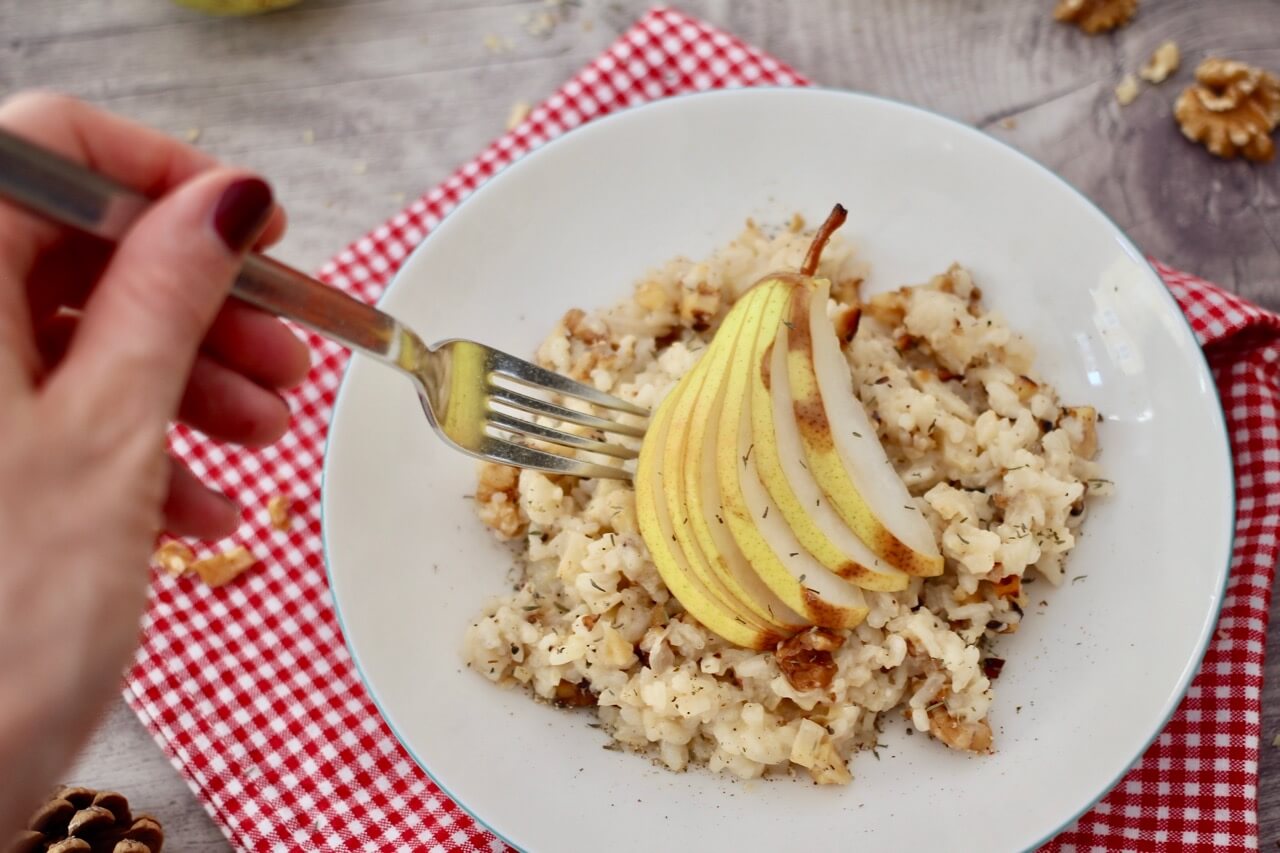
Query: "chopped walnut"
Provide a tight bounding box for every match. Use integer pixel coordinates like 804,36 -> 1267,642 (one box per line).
930,263 -> 978,301
552,679 -> 596,707
152,541 -> 194,576
928,706 -> 993,752
267,494 -> 291,530
678,281 -> 721,330
1115,74 -> 1141,107
634,280 -> 672,313
775,628 -> 845,692
476,462 -> 526,539
833,306 -> 861,344
190,546 -> 256,588
505,100 -> 531,131
862,289 -> 908,329
1139,40 -> 1180,84
1012,375 -> 1039,402
830,276 -> 863,307
1053,0 -> 1137,34
560,307 -> 606,344
1175,58 -> 1280,161
990,574 -> 1022,602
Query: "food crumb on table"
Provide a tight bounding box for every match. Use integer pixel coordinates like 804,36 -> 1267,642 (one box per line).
1115,74 -> 1141,106
1140,40 -> 1181,84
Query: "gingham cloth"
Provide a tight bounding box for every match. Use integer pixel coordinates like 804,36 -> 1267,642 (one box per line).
125,8 -> 1276,851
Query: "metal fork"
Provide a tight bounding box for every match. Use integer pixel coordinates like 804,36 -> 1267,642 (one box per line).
0,128 -> 646,480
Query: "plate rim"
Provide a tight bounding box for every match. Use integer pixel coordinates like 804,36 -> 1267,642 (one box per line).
320,86 -> 1236,853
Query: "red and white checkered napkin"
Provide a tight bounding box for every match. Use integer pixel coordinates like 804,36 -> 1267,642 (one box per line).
124,7 -> 1277,851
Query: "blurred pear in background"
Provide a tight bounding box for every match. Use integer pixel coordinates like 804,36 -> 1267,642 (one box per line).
171,0 -> 301,15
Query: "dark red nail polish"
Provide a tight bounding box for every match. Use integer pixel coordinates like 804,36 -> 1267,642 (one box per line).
213,177 -> 273,252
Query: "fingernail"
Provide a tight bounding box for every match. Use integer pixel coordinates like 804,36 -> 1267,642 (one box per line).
213,177 -> 273,253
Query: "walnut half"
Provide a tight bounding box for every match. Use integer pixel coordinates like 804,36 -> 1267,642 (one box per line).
1175,58 -> 1280,162
1054,0 -> 1137,35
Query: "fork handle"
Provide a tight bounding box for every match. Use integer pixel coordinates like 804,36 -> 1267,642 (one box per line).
0,127 -> 405,363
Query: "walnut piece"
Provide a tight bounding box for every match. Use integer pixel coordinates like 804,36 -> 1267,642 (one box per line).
152,541 -> 194,576
990,574 -> 1022,602
267,494 -> 291,530
560,307 -> 605,345
505,100 -> 531,131
1053,0 -> 1137,34
634,280 -> 672,313
552,679 -> 596,707
191,546 -> 257,588
1175,58 -> 1280,162
678,281 -> 721,330
1115,74 -> 1141,107
775,628 -> 845,692
476,462 -> 526,539
1139,40 -> 1180,84
928,706 -> 993,752
830,276 -> 863,307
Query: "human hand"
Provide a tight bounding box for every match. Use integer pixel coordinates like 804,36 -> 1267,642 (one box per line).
0,92 -> 310,833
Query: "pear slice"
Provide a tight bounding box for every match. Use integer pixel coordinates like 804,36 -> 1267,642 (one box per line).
751,280 -> 911,592
636,369 -> 783,650
682,291 -> 809,632
661,351 -> 789,639
717,282 -> 869,630
789,279 -> 942,576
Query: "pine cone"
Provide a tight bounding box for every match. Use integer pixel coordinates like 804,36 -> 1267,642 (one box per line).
6,787 -> 163,853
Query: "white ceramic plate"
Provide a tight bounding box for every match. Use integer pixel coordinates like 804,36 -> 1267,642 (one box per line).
323,89 -> 1233,853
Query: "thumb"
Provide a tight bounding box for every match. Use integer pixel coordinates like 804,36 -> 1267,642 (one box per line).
57,170 -> 273,418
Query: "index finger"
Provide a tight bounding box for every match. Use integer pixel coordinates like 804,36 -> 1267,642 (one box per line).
0,91 -> 285,271
0,93 -> 222,393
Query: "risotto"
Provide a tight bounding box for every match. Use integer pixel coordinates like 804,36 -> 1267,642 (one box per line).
463,218 -> 1107,785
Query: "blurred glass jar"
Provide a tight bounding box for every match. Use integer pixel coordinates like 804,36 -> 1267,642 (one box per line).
171,0 -> 301,14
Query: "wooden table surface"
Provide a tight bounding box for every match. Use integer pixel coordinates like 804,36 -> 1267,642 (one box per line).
2,0 -> 1278,849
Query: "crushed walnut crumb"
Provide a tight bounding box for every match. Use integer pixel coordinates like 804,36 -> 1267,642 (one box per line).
1139,41 -> 1181,84
505,100 -> 532,131
190,546 -> 257,588
1115,74 -> 1141,107
476,462 -> 526,539
1054,0 -> 1137,34
267,494 -> 292,531
928,706 -> 993,752
152,541 -> 195,576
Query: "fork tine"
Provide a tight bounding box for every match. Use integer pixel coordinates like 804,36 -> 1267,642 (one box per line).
485,350 -> 649,417
486,411 -> 639,460
476,435 -> 632,481
487,384 -> 647,438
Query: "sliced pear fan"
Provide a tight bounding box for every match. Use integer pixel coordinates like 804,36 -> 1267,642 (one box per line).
634,203 -> 943,648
